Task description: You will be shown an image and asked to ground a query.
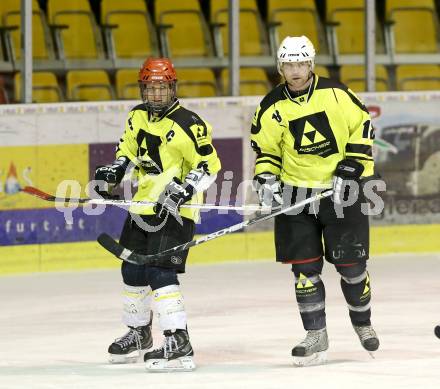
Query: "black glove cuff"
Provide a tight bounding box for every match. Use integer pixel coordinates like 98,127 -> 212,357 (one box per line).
335,159 -> 364,180
253,173 -> 280,189
171,177 -> 195,201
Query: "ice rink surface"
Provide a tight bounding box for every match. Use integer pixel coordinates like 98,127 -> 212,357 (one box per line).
1,253 -> 440,389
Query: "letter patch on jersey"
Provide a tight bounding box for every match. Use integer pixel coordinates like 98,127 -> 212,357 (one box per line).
288,111 -> 338,157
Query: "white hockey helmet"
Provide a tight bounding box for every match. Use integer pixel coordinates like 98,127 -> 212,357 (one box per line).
277,35 -> 316,74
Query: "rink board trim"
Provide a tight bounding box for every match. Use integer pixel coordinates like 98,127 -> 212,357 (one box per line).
1,224 -> 439,275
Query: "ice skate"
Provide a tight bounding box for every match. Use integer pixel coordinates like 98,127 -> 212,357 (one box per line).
108,325 -> 153,363
353,325 -> 379,357
291,328 -> 329,366
144,329 -> 195,372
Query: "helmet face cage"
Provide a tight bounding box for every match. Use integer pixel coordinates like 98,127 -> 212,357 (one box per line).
277,36 -> 316,75
138,57 -> 177,114
139,80 -> 176,114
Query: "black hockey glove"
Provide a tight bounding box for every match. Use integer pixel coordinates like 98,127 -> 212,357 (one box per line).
332,159 -> 364,204
94,157 -> 129,199
253,173 -> 283,208
155,178 -> 195,220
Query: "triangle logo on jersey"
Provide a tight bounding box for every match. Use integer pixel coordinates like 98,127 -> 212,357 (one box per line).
289,111 -> 339,157
140,137 -> 148,150
301,122 -> 327,146
363,274 -> 370,295
296,273 -> 314,289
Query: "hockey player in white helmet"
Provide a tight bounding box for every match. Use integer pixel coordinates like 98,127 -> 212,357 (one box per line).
251,35 -> 379,366
276,35 -> 315,92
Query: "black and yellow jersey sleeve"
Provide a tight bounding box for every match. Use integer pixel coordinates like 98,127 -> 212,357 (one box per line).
116,104 -> 144,163
250,86 -> 285,176
250,76 -> 375,188
334,88 -> 374,177
167,107 -> 221,176
114,102 -> 221,220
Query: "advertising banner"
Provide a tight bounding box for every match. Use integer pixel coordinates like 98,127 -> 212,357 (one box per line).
1,92 -> 440,250
362,93 -> 440,224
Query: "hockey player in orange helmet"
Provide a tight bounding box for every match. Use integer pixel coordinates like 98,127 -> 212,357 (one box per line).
95,57 -> 221,371
138,57 -> 177,115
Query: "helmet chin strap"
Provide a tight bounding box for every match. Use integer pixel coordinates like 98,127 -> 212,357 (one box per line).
146,98 -> 177,119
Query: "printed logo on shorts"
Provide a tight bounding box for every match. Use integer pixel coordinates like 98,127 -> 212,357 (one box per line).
171,256 -> 183,265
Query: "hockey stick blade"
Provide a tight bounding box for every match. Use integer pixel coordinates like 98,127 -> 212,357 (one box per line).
97,234 -> 147,265
21,186 -> 264,211
22,186 -> 94,204
98,190 -> 333,266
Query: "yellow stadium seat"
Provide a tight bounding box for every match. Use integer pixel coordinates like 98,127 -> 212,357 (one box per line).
102,0 -> 146,16
386,0 -> 439,53
101,0 -> 158,58
221,68 -> 271,96
47,0 -> 105,59
116,69 -> 139,100
267,0 -> 326,53
339,65 -> 389,92
155,0 -> 213,57
0,0 -> 54,60
386,0 -> 436,11
396,65 -> 440,91
326,0 -> 384,54
211,0 -> 269,56
314,65 -> 330,78
67,70 -> 114,101
14,72 -> 62,103
177,69 -> 218,98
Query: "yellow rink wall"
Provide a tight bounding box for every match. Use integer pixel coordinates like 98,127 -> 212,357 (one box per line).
1,224 -> 439,275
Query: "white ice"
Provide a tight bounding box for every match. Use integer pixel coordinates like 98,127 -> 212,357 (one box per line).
1,253 -> 440,389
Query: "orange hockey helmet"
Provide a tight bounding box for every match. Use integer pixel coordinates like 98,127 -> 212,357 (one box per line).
138,57 -> 177,114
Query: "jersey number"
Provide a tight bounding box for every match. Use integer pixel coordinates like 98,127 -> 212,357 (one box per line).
362,120 -> 375,139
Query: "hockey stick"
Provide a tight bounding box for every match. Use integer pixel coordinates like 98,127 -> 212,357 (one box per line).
97,189 -> 333,266
21,186 -> 264,212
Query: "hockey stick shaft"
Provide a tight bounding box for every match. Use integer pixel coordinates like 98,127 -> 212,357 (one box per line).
21,186 -> 264,212
97,189 -> 333,266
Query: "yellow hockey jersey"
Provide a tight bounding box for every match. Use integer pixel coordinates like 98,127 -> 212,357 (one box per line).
251,75 -> 374,189
116,101 -> 221,220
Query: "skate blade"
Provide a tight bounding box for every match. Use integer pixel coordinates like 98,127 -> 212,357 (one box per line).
108,350 -> 147,364
292,351 -> 327,367
367,351 -> 376,359
145,356 -> 196,372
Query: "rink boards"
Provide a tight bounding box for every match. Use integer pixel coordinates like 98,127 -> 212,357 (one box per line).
1,94 -> 440,274
1,224 -> 440,274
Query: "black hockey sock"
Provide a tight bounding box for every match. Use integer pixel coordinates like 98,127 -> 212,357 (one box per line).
340,272 -> 371,326
295,273 -> 326,330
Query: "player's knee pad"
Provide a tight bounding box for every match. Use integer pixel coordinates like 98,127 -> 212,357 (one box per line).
122,284 -> 153,327
147,266 -> 179,290
290,257 -> 324,278
335,261 -> 366,279
121,262 -> 149,287
153,284 -> 187,331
